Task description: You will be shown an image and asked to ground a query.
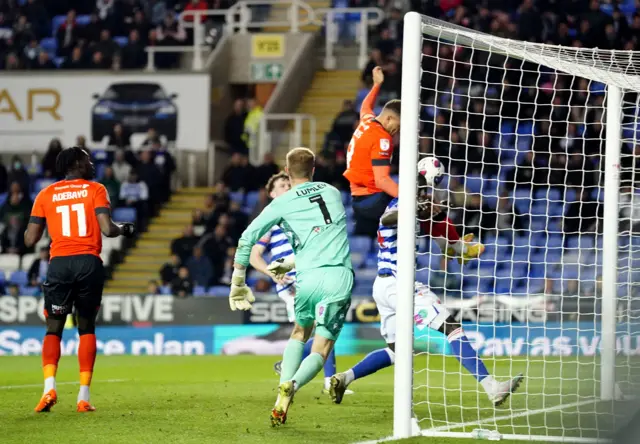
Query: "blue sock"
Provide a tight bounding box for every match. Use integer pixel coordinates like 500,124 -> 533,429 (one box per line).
323,348 -> 336,377
348,348 -> 394,383
302,338 -> 313,360
447,327 -> 489,382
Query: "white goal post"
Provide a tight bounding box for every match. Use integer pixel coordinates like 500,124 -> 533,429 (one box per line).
394,11 -> 640,443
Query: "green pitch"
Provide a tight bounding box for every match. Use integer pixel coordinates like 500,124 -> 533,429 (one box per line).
0,355 -> 625,444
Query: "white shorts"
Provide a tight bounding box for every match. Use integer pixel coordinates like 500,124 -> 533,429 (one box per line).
277,286 -> 296,323
372,275 -> 450,344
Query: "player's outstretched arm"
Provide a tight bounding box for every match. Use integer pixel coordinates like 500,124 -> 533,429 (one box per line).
250,243 -> 289,285
360,66 -> 384,120
96,213 -> 135,238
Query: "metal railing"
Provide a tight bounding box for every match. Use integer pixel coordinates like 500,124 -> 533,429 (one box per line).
144,0 -> 384,71
256,113 -> 316,164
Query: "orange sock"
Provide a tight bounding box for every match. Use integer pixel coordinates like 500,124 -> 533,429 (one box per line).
42,334 -> 61,393
78,334 -> 97,387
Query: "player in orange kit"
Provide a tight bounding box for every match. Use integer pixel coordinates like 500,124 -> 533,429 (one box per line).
24,146 -> 135,413
343,66 -> 401,237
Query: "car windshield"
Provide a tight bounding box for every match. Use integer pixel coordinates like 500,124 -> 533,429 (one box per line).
101,84 -> 166,101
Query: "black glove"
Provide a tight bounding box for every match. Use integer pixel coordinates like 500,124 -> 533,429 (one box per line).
119,222 -> 136,238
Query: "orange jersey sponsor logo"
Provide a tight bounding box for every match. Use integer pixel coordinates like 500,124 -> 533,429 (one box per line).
343,117 -> 393,195
30,179 -> 110,259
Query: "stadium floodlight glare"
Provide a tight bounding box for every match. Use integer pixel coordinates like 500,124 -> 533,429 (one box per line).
391,11 -> 640,443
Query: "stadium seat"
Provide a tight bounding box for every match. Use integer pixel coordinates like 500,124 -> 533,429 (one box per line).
464,175 -> 483,194
40,37 -> 57,54
51,15 -> 66,36
350,252 -> 364,268
0,255 -> 20,273
159,285 -> 171,295
209,286 -> 229,297
229,191 -> 244,205
245,191 -> 260,209
20,286 -> 40,296
349,236 -> 372,254
0,192 -> 7,206
76,14 -> 91,25
112,207 -> 137,223
9,270 -> 28,286
34,178 -> 55,192
113,36 -> 129,47
193,286 -> 207,296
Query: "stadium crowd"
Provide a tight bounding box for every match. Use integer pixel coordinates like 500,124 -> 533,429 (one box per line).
0,0 -> 639,302
0,0 -> 235,70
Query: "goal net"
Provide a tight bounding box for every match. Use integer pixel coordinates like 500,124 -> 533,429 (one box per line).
393,12 -> 640,443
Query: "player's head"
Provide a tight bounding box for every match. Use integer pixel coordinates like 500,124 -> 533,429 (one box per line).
378,99 -> 401,136
285,147 -> 315,181
56,146 -> 95,180
266,171 -> 290,199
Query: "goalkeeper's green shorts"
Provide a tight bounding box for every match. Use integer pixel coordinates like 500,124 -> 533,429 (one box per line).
294,266 -> 354,341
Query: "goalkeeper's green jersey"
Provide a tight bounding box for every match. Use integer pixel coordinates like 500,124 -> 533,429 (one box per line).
234,181 -> 352,272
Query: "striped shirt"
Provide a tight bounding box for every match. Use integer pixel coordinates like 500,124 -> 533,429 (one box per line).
257,225 -> 296,295
377,198 -> 399,276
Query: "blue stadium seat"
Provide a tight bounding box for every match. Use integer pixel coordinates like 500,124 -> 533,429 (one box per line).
112,207 -> 137,223
114,36 -> 128,47
229,191 -> 244,205
40,37 -> 57,54
53,57 -> 65,67
51,15 -> 66,36
20,286 -> 40,296
0,270 -> 6,284
193,286 -> 207,296
34,178 -> 55,192
159,285 -> 171,295
464,175 -> 483,194
245,191 -> 259,209
9,270 -> 28,286
76,15 -> 91,26
349,236 -> 372,254
209,286 -> 229,297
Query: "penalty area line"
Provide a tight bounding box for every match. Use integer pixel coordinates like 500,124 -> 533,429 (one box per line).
0,379 -> 129,390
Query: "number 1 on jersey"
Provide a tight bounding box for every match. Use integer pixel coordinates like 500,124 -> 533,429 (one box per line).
309,195 -> 332,224
56,203 -> 87,237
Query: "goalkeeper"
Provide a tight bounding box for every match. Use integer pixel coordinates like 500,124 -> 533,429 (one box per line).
249,171 -> 352,397
229,147 -> 353,427
329,169 -> 523,406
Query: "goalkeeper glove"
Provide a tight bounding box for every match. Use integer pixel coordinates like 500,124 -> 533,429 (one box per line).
446,233 -> 485,265
229,268 -> 255,311
267,256 -> 295,281
119,223 -> 136,238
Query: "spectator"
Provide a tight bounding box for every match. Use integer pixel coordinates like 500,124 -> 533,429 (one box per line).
33,51 -> 55,69
100,165 -> 120,205
112,148 -> 133,183
23,0 -> 48,40
89,50 -> 109,69
41,138 -> 63,179
137,149 -> 162,211
76,135 -> 88,150
199,223 -> 233,284
107,123 -> 131,148
563,189 -> 602,236
480,194 -> 529,239
170,266 -> 193,298
183,0 -> 208,24
96,0 -> 115,22
111,52 -> 122,71
0,191 -> 31,255
81,12 -> 103,44
254,278 -> 271,293
0,158 -> 9,195
61,46 -> 87,69
157,12 -> 185,67
186,246 -> 214,287
147,279 -> 160,295
121,28 -> 145,69
160,254 -> 181,285
23,38 -> 42,68
129,9 -> 150,40
56,9 -> 78,57
7,157 -> 30,194
13,15 -> 35,50
222,153 -> 255,192
6,284 -> 19,297
362,49 -> 385,83
119,170 -> 149,230
242,98 -> 263,153
255,152 -> 279,190
224,98 -> 248,154
27,246 -> 49,286
227,200 -> 248,242
171,225 -> 199,263
148,0 -> 167,27
140,127 -> 161,148
4,52 -> 21,70
329,100 -> 359,148
93,29 -> 119,65
375,28 -> 396,58
150,140 -> 176,203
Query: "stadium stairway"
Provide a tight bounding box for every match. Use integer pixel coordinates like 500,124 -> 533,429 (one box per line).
276,69 -> 361,160
104,188 -> 208,294
263,0 -> 331,32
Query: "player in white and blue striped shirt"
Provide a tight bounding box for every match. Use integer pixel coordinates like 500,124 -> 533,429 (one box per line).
330,177 -> 522,406
250,172 -> 352,396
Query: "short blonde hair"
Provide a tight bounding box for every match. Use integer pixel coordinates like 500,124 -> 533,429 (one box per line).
286,147 -> 315,179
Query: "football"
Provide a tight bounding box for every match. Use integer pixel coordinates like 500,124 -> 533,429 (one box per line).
417,156 -> 445,186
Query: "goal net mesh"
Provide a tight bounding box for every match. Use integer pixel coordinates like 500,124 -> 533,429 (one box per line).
411,15 -> 640,442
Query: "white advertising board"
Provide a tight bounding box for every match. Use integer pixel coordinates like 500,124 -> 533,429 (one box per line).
0,73 -> 210,151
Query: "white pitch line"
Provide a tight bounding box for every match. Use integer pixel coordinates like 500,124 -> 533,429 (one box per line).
0,378 -> 128,390
352,399 -> 600,444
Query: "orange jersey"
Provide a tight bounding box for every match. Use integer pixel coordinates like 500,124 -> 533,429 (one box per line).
30,179 -> 111,259
343,117 -> 394,196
